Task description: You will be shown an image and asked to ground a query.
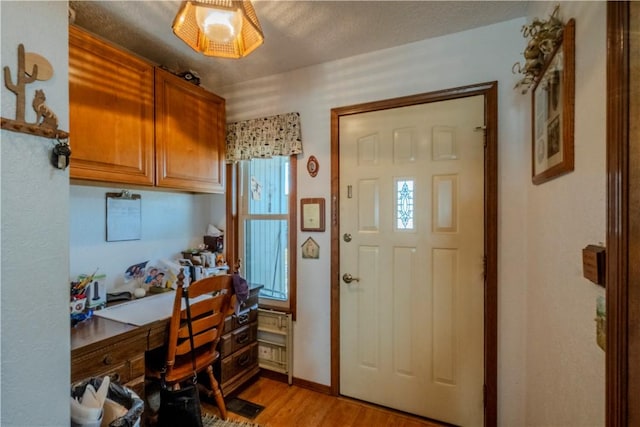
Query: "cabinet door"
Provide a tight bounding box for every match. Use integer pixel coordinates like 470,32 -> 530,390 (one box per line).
155,68 -> 225,193
69,25 -> 155,186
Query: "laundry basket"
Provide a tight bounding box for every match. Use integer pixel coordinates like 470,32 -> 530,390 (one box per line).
71,377 -> 143,427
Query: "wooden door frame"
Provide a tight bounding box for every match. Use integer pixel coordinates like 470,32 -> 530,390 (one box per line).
330,81 -> 498,426
606,2 -> 638,426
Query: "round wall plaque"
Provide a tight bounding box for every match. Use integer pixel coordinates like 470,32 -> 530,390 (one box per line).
307,155 -> 319,177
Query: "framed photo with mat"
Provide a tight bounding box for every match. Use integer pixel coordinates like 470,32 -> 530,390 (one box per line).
300,198 -> 325,232
531,18 -> 575,185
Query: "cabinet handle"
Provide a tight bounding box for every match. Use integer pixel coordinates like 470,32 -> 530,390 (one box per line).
237,354 -> 250,367
236,333 -> 249,345
103,355 -> 113,365
109,373 -> 121,383
237,314 -> 249,325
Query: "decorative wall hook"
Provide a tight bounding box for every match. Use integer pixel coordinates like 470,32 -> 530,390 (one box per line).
1,43 -> 69,139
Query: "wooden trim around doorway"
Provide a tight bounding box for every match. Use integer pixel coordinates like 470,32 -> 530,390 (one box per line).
606,2 -> 639,426
330,81 -> 499,426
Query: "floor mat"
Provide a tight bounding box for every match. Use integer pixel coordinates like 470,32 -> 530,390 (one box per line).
202,413 -> 261,427
225,397 -> 265,419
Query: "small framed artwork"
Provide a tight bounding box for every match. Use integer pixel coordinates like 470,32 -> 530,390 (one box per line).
301,237 -> 320,259
531,18 -> 575,185
307,155 -> 319,177
300,198 -> 325,231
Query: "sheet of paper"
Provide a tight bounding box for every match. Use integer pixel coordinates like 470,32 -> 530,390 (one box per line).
94,291 -> 210,326
106,195 -> 141,242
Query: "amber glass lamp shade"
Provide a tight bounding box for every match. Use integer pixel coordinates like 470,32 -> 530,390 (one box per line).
172,0 -> 264,59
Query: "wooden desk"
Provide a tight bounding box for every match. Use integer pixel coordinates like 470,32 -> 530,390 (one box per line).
71,285 -> 262,399
71,316 -> 149,397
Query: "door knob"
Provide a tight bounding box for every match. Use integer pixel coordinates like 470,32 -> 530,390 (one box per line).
342,273 -> 360,284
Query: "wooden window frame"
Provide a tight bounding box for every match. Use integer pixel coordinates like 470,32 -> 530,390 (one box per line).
226,157 -> 298,320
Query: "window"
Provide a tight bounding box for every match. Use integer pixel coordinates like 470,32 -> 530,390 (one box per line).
395,178 -> 415,230
238,156 -> 297,316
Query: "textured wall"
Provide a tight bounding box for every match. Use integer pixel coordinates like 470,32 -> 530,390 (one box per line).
220,18 -> 530,426
0,2 -> 606,425
524,2 -> 606,426
1,1 -> 70,425
69,185 -> 226,292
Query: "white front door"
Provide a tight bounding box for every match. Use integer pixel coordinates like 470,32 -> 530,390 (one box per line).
339,95 -> 486,426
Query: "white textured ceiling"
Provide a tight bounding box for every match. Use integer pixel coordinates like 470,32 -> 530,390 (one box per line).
69,1 -> 528,90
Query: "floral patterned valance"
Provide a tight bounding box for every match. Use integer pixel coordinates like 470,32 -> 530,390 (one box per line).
226,112 -> 303,162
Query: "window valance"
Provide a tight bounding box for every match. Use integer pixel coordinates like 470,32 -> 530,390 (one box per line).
226,112 -> 303,162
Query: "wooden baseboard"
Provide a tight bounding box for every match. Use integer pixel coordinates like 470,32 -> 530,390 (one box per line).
259,370 -> 332,395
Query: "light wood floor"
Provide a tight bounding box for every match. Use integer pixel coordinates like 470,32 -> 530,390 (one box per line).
203,377 -> 447,427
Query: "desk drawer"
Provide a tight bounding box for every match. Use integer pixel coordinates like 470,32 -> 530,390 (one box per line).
220,342 -> 258,383
129,353 -> 145,379
71,335 -> 146,383
95,362 -> 129,384
237,291 -> 259,312
220,322 -> 257,357
223,307 -> 258,333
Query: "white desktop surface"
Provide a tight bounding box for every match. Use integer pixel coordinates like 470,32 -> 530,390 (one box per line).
94,291 -> 210,326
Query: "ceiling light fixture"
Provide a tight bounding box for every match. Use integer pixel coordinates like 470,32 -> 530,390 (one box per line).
172,0 -> 263,59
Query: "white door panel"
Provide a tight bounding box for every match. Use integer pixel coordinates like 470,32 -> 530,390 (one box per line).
339,95 -> 485,426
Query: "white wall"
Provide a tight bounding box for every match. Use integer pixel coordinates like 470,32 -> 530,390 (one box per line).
69,184 -> 226,293
221,3 -> 608,423
0,2 -> 605,425
0,2 -> 70,426
524,2 -> 606,426
220,18 -> 531,425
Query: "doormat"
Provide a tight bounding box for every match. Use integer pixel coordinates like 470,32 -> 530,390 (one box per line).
202,413 -> 261,427
225,397 -> 265,419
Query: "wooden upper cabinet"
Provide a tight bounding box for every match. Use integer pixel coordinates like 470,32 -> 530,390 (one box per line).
155,67 -> 226,193
68,26 -> 226,193
68,25 -> 155,186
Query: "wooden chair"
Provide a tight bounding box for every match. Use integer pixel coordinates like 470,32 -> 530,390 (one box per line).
147,272 -> 233,420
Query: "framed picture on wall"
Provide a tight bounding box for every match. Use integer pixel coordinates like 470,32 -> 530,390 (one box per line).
531,18 -> 575,185
300,198 -> 325,232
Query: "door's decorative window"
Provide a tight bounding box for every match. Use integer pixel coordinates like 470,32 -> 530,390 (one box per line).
396,179 -> 414,230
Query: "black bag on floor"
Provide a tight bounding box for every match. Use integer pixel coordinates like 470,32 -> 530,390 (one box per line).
158,380 -> 202,427
157,286 -> 203,427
